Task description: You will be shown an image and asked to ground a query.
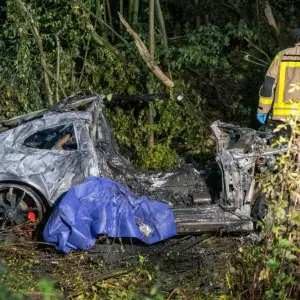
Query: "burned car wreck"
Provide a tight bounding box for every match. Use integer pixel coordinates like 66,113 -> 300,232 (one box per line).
0,94 -> 287,236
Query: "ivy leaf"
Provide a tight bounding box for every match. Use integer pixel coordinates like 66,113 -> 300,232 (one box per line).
259,268 -> 269,282
278,238 -> 291,247
266,258 -> 279,270
106,94 -> 113,101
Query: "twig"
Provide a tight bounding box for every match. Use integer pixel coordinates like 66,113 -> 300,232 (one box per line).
10,289 -> 61,298
244,55 -> 269,67
167,288 -> 187,300
168,35 -> 186,40
244,37 -> 271,62
243,52 -> 269,66
0,241 -> 55,248
170,235 -> 210,255
156,235 -> 193,256
79,2 -> 129,46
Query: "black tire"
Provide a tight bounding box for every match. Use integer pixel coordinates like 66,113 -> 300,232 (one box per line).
0,183 -> 45,231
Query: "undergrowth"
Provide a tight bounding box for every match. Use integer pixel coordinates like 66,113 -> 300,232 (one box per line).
225,118 -> 300,299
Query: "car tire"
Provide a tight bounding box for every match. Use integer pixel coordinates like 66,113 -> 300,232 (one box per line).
0,183 -> 45,231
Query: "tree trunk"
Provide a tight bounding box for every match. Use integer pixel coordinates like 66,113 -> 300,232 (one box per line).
96,0 -> 104,32
76,37 -> 91,92
149,0 -> 155,58
148,0 -> 155,149
103,0 -> 107,24
129,0 -> 134,23
14,0 -> 67,105
264,0 -> 279,34
70,58 -> 75,92
133,0 -> 139,25
120,0 -> 124,30
205,14 -> 209,25
155,0 -> 167,50
44,68 -> 53,106
155,0 -> 171,79
55,32 -> 61,103
195,0 -> 200,28
106,0 -> 114,41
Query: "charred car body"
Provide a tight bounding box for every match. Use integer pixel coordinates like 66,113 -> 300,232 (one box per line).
0,95 -> 287,234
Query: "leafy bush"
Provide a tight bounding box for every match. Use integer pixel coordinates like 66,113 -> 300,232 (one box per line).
225,119 -> 300,299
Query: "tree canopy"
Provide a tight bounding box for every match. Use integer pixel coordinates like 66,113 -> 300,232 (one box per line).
0,0 -> 298,167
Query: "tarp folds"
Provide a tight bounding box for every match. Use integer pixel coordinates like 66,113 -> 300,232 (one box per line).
43,177 -> 177,253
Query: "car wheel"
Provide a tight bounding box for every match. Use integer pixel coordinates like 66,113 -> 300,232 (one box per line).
0,183 -> 45,231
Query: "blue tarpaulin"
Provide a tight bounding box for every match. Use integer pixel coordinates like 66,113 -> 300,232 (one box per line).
43,177 -> 177,253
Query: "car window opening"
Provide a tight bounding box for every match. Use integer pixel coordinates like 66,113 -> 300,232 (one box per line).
24,124 -> 78,151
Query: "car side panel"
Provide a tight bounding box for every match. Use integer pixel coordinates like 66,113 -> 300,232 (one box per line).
0,112 -> 99,206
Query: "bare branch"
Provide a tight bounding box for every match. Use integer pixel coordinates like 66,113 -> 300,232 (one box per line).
118,12 -> 174,88
244,37 -> 271,62
243,52 -> 269,66
55,31 -> 61,103
79,3 -> 129,46
76,36 -> 91,92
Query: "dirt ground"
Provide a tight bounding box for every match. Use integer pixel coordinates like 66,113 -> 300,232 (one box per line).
0,222 -> 258,299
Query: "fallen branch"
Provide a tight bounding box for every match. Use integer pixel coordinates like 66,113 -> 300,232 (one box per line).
168,235 -> 210,259
0,241 -> 55,248
118,12 -> 174,88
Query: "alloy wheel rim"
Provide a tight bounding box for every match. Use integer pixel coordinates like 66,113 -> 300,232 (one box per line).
0,186 -> 41,231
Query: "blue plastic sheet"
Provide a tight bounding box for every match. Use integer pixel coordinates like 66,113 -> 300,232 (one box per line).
43,177 -> 177,253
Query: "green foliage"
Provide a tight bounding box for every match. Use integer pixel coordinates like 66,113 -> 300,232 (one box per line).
0,0 -> 146,118
254,120 -> 300,299
224,119 -> 300,299
37,278 -> 62,300
0,265 -> 62,299
0,0 -> 298,170
108,94 -> 218,169
109,97 -> 181,169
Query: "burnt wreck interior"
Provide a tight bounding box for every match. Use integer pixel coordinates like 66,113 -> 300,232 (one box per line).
0,94 -> 286,235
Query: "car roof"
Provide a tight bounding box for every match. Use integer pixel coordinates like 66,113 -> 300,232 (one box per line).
0,95 -> 103,133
